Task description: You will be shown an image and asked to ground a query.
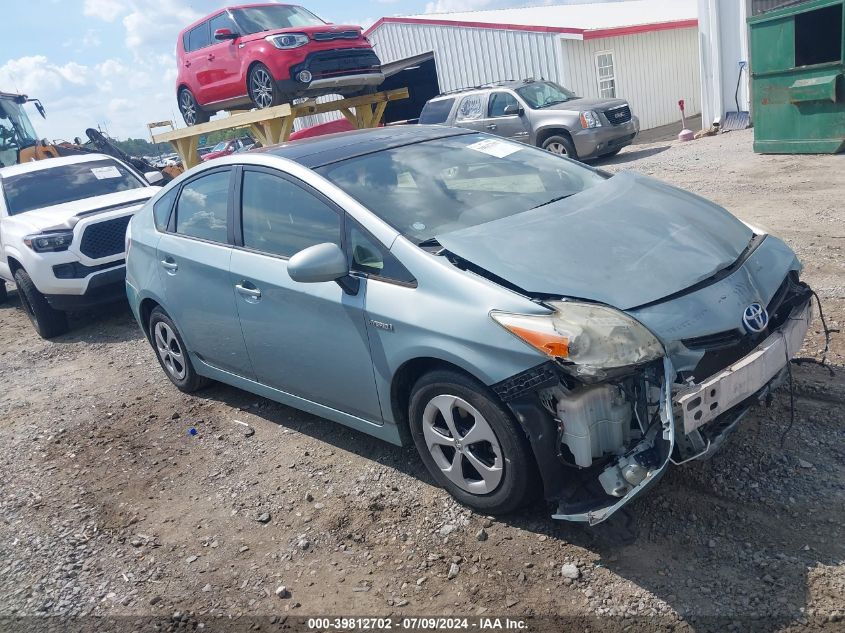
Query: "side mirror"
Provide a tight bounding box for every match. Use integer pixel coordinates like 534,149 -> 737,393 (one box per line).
214,28 -> 238,41
503,103 -> 523,116
144,170 -> 164,185
289,243 -> 357,292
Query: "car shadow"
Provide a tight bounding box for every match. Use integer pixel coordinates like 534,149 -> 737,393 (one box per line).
195,360 -> 843,630
592,144 -> 671,166
2,285 -> 142,344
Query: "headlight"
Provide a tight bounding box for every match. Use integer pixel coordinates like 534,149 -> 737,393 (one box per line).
24,231 -> 74,252
491,301 -> 663,374
265,33 -> 309,49
580,111 -> 602,129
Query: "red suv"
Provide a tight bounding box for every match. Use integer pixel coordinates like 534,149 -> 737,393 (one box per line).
176,3 -> 383,126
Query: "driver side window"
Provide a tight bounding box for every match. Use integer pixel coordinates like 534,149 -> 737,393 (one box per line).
488,92 -> 518,118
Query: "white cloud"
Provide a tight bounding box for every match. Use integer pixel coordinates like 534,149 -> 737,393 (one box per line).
83,0 -> 126,22
0,55 -> 179,141
424,0 -> 492,13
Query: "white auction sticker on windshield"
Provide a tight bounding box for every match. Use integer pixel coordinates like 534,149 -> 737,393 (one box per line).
467,139 -> 521,158
90,166 -> 122,179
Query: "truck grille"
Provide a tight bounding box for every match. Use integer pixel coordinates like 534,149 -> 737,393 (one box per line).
79,215 -> 131,259
604,104 -> 632,125
313,30 -> 359,41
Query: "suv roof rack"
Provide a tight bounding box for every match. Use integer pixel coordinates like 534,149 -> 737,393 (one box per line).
433,77 -> 541,98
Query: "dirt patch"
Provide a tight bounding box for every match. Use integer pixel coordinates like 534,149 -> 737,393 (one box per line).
0,130 -> 843,630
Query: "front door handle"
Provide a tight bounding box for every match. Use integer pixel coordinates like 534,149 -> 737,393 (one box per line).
235,282 -> 261,301
485,124 -> 497,130
160,258 -> 178,273
207,54 -> 215,61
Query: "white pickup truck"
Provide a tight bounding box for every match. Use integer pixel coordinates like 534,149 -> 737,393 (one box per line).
0,154 -> 161,338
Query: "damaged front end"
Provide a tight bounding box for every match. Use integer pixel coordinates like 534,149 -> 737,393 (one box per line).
493,279 -> 814,526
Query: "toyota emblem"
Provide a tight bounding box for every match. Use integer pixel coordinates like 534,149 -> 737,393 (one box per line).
742,303 -> 769,333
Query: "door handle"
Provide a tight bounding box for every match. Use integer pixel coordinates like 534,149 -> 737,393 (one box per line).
235,283 -> 261,300
160,258 -> 178,273
184,61 -> 191,67
207,54 -> 215,61
485,124 -> 497,130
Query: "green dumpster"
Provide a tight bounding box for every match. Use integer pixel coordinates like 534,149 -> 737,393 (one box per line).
748,0 -> 845,153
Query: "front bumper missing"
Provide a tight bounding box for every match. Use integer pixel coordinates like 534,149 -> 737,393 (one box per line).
549,299 -> 812,525
552,357 -> 676,525
676,301 -> 811,434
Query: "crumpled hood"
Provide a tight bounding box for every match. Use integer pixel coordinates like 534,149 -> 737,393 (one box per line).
436,172 -> 754,310
5,188 -> 156,232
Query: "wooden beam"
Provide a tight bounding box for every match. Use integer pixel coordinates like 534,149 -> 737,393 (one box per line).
151,102 -> 293,143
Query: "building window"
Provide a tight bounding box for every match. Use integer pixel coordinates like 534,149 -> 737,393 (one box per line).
595,51 -> 616,98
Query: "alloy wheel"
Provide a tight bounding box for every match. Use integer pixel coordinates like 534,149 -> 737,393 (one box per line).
546,141 -> 568,156
421,394 -> 504,494
180,91 -> 197,126
251,68 -> 274,108
154,322 -> 186,380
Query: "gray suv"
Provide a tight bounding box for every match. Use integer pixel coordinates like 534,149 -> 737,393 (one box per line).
419,79 -> 639,160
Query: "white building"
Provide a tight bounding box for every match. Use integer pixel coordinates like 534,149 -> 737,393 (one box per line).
365,0 -> 701,130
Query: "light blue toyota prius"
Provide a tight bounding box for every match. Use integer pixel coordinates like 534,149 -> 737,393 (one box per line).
126,126 -> 813,524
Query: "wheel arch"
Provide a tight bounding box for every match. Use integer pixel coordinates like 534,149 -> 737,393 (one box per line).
535,126 -> 575,148
7,256 -> 24,276
389,356 -> 492,444
139,297 -> 163,341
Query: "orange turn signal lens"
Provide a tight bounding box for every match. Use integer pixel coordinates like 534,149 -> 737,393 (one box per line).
505,324 -> 570,358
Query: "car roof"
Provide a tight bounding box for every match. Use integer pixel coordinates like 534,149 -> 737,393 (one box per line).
429,78 -> 545,100
256,125 -> 474,168
0,153 -> 116,178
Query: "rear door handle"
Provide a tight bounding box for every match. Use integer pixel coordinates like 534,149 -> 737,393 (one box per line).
184,61 -> 191,67
207,54 -> 215,61
235,282 -> 261,301
485,124 -> 497,130
160,258 -> 178,273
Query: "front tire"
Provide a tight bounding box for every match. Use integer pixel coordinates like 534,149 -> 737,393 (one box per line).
178,88 -> 210,127
0,281 -> 7,304
13,269 -> 69,339
541,134 -> 578,160
148,307 -> 210,393
408,369 -> 538,515
248,63 -> 285,109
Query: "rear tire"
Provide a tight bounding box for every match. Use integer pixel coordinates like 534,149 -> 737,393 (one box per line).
178,88 -> 210,127
148,307 -> 210,393
541,134 -> 578,160
248,63 -> 285,109
408,369 -> 538,515
13,269 -> 69,339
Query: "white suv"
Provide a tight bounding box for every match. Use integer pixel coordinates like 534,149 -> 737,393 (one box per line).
0,154 -> 161,338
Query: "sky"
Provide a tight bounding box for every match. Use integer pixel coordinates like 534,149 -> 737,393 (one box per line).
0,0 -> 520,142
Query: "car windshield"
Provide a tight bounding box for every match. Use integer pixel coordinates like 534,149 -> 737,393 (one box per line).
2,159 -> 144,215
317,134 -> 606,244
515,81 -> 578,109
212,142 -> 228,151
232,5 -> 325,33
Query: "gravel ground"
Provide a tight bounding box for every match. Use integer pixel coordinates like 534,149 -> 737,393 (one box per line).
0,129 -> 843,633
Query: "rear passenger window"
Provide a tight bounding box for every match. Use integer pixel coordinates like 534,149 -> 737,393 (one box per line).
187,23 -> 211,51
153,187 -> 177,231
419,98 -> 455,124
456,94 -> 484,121
241,170 -> 339,258
175,170 -> 230,243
